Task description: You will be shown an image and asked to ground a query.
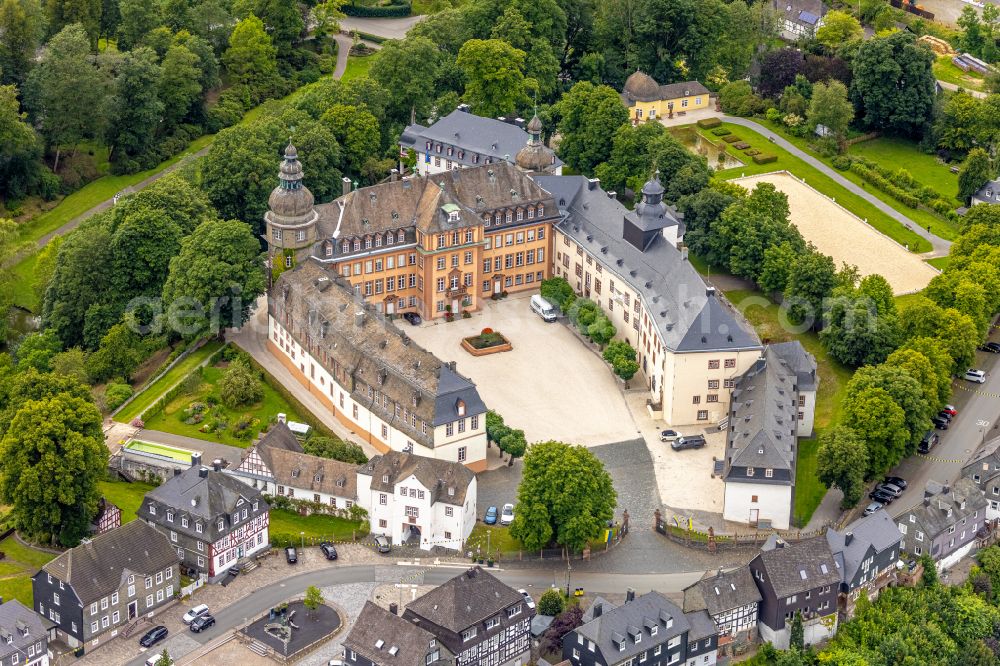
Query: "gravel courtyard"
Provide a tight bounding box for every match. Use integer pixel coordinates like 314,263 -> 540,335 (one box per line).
730,171 -> 939,295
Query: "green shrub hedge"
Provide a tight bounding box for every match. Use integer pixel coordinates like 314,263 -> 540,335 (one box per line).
722,135 -> 741,143
698,117 -> 722,128
732,141 -> 750,149
343,3 -> 410,17
711,127 -> 731,136
745,148 -> 760,156
849,162 -> 921,208
832,155 -> 852,170
752,153 -> 778,164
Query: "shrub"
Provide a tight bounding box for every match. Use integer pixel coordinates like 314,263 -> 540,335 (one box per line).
929,198 -> 955,215
538,588 -> 565,616
219,358 -> 263,408
697,117 -> 722,128
343,2 -> 411,17
732,141 -> 750,150
832,155 -> 852,170
745,149 -> 760,156
765,107 -> 782,122
722,135 -> 741,143
540,276 -> 574,310
467,332 -> 507,349
105,383 -> 133,411
711,128 -> 731,136
752,153 -> 778,164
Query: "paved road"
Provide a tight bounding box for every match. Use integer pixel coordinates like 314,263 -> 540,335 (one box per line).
340,15 -> 426,39
720,115 -> 952,257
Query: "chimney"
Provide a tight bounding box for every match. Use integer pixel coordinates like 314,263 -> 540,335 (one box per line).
342,176 -> 352,196
277,412 -> 287,424
212,459 -> 222,472
593,602 -> 602,618
457,103 -> 470,113
199,467 -> 209,478
681,247 -> 689,261
390,168 -> 399,182
706,286 -> 716,298
173,468 -> 182,477
587,178 -> 600,191
607,191 -> 616,199
943,484 -> 951,494
497,116 -> 507,124
514,117 -> 525,129
845,532 -> 854,546
355,311 -> 366,328
389,602 -> 398,615
191,453 -> 202,467
625,588 -> 635,603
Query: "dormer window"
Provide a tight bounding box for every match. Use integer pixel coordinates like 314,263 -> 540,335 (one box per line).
354,239 -> 361,251
375,235 -> 382,248
398,230 -> 405,243
747,467 -> 755,477
456,399 -> 466,416
149,505 -> 156,515
538,204 -> 544,216
386,232 -> 394,245
365,237 -> 372,249
166,511 -> 173,522
383,475 -> 390,483
217,519 -> 224,531
505,211 -> 512,223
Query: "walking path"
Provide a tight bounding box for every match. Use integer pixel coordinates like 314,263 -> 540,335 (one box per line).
937,79 -> 988,99
340,15 -> 426,39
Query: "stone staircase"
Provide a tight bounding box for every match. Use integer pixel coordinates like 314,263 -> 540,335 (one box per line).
248,640 -> 269,657
121,616 -> 150,639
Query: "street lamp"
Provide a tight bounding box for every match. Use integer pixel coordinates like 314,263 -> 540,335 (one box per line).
565,561 -> 572,598
300,531 -> 305,549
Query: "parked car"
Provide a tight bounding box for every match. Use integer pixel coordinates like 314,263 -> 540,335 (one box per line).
328,661 -> 345,666
189,614 -> 215,633
869,489 -> 895,504
884,476 -> 908,490
484,506 -> 498,525
876,483 -> 903,497
182,604 -> 210,625
931,416 -> 950,430
320,542 -> 338,560
964,369 -> 987,383
659,429 -> 680,442
402,312 -> 422,326
863,501 -> 884,516
146,653 -> 170,666
919,430 -> 939,454
942,405 -> 958,416
518,589 -> 535,610
979,342 -> 1000,353
530,294 -> 558,322
285,547 -> 297,564
374,535 -> 391,553
671,435 -> 706,451
500,503 -> 515,526
139,626 -> 168,648
937,410 -> 953,422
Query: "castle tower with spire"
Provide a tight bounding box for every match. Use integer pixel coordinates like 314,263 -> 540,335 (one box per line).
265,142 -> 318,267
515,114 -> 559,175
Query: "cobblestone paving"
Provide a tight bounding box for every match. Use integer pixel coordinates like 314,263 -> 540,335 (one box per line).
296,583 -> 376,666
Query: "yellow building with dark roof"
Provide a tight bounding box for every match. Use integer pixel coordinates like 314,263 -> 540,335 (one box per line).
620,71 -> 711,121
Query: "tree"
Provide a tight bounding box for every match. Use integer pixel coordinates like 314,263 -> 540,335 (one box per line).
153,648 -> 173,666
540,277 -> 574,310
843,386 -> 908,478
369,36 -> 449,124
755,48 -> 804,99
783,246 -> 837,328
159,44 -> 202,132
320,103 -> 378,175
31,236 -> 63,307
109,209 -> 183,300
885,348 -> 945,414
0,220 -> 30,340
15,329 -> 63,372
759,241 -> 798,294
718,80 -> 761,117
586,315 -> 615,346
223,14 -> 279,98
302,435 -> 368,464
821,278 -> 900,368
85,318 -> 144,382
116,0 -> 161,50
920,553 -> 938,586
0,393 -> 108,546
815,10 -> 863,50
555,81 -> 629,174
897,336 -> 954,412
849,363 -> 931,451
0,0 -> 46,87
807,80 -> 854,145
509,441 -> 616,552
24,24 -> 109,172
51,348 -> 89,384
603,340 -> 639,381
851,32 -> 936,137
958,148 -> 993,203
816,426 -> 866,508
538,588 -> 565,616
105,47 -> 163,173
539,604 -> 584,655
303,585 -> 324,617
789,610 -> 804,652
457,39 -> 530,118
45,0 -> 100,46
219,357 -> 263,408
234,0 -> 303,55
161,219 -> 266,339
499,429 -> 527,465
0,86 -> 45,202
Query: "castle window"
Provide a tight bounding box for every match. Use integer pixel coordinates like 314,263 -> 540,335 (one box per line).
386,232 -> 394,245
538,204 -> 544,216
528,206 -> 535,219
506,211 -> 512,223
516,209 -> 523,221
398,230 -> 405,243
365,237 -> 372,249
375,235 -> 382,247
495,213 -> 502,225
342,240 -> 350,253
354,239 -> 361,251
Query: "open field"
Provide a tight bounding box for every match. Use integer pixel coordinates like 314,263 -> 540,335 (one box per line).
342,55 -> 374,82
99,479 -> 158,523
698,123 -> 934,251
793,438 -> 824,528
729,172 -> 939,295
115,340 -> 224,422
0,536 -> 57,607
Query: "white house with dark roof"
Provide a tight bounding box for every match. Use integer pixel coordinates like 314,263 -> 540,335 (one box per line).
400,106 -> 562,176
357,451 -> 476,551
682,567 -> 761,653
962,435 -> 1000,519
896,478 -> 989,569
773,0 -> 826,39
972,178 -> 1000,206
826,509 -> 901,619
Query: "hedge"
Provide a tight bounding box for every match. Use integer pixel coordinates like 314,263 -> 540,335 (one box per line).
343,3 -> 410,17
722,135 -> 741,143
711,127 -> 731,136
849,162 -> 921,208
355,31 -> 388,43
744,148 -> 760,156
698,117 -> 722,128
732,141 -> 750,149
752,153 -> 777,164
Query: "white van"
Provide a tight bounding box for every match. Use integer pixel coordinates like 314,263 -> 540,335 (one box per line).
530,295 -> 558,322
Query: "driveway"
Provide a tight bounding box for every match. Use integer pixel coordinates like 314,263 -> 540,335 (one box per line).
340,15 -> 426,40
403,292 -> 639,447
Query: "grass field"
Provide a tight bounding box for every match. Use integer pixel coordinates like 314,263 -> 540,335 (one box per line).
141,363 -> 305,447
467,524 -> 522,557
697,123 -> 933,252
269,510 -> 361,542
927,256 -> 951,271
342,55 -> 374,82
0,536 -> 58,607
933,55 -> 987,92
115,340 -> 224,422
793,438 -> 825,528
99,479 -> 158,523
9,252 -> 39,312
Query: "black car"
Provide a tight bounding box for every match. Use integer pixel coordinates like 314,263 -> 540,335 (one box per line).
402,312 -> 422,326
869,489 -> 895,504
320,542 -> 338,560
671,435 -> 706,451
979,342 -> 1000,353
139,626 -> 168,648
919,430 -> 939,454
189,614 -> 216,633
931,416 -> 950,430
937,410 -> 953,422
884,476 -> 907,490
285,546 -> 297,564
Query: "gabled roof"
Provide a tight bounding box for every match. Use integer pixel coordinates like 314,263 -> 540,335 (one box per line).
682,567 -> 762,616
620,72 -> 711,105
773,0 -> 827,27
826,509 -> 901,584
40,521 -> 178,605
0,600 -> 51,660
358,451 -> 474,506
899,478 -> 989,540
753,536 -> 841,599
770,341 -> 817,391
253,438 -> 359,500
574,592 -> 689,662
344,602 -> 450,666
404,566 -> 523,633
964,435 -> 1000,473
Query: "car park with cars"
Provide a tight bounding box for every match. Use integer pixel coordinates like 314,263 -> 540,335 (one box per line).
500,503 -> 515,526
931,416 -> 950,430
182,604 -> 209,625
863,501 -> 884,516
869,489 -> 895,504
484,506 -> 498,525
320,542 -> 338,560
884,476 -> 907,490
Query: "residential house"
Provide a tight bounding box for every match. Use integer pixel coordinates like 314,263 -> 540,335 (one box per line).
682,568 -> 761,655
773,0 -> 826,39
562,590 -> 718,666
228,421 -> 358,511
748,536 -> 841,649
896,478 -> 989,569
961,435 -> 1000,519
972,179 -> 1000,206
269,262 -> 489,469
357,451 -> 476,550
825,509 -> 901,619
90,499 -> 121,536
402,566 -> 532,666
620,72 -> 712,121
399,106 -> 562,176
32,520 -> 179,652
344,602 -> 453,666
142,464 -> 270,582
0,599 -> 51,666
534,172 -> 762,426
723,343 -> 819,529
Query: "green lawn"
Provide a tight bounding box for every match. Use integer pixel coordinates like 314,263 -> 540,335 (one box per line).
269,509 -> 362,542
467,524 -> 522,557
342,55 -> 374,82
697,123 -> 934,252
933,55 -> 987,92
115,340 -> 224,422
793,438 -> 825,528
99,479 -> 158,523
0,536 -> 58,607
927,255 -> 951,271
141,363 -> 306,447
9,252 -> 39,312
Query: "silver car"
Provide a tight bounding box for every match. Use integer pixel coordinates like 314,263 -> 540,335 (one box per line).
863,501 -> 884,516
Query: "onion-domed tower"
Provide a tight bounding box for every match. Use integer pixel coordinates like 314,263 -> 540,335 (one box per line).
515,114 -> 558,175
265,141 -> 318,258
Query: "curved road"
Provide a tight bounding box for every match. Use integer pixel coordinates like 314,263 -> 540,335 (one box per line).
720,115 -> 952,257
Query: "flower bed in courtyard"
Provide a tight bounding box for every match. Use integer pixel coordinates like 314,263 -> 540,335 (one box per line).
461,328 -> 513,356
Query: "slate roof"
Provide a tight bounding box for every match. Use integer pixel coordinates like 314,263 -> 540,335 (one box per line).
963,435 -> 1000,484
574,591 -> 689,662
582,596 -> 614,623
773,0 -> 827,28
271,261 -> 486,447
248,425 -> 359,499
400,109 -> 562,171
358,451 -> 474,506
685,609 -> 717,642
770,341 -> 817,391
682,567 -> 762,616
899,478 -> 989,541
533,175 -> 760,354
724,346 -> 800,481
0,600 -> 50,662
345,602 -> 450,666
754,536 -> 841,599
143,465 -> 266,542
404,566 -> 523,632
40,521 -> 178,605
826,509 -> 901,585
620,72 -> 710,105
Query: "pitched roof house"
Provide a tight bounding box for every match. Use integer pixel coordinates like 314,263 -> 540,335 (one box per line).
825,509 -> 902,617
962,435 -> 1000,519
682,567 -> 761,650
773,0 -> 827,39
0,599 -> 52,666
620,72 -> 712,120
344,602 -> 452,666
896,478 -> 989,569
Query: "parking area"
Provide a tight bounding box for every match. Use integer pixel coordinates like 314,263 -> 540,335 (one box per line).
403,292 -> 639,446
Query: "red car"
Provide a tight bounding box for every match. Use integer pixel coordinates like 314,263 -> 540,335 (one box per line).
942,404 -> 957,416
